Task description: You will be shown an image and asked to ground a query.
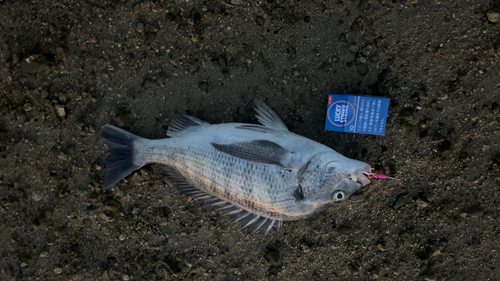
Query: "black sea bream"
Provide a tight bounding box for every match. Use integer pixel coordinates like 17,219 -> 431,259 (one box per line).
101,100 -> 371,233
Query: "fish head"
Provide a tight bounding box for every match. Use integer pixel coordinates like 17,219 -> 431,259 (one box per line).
311,153 -> 371,204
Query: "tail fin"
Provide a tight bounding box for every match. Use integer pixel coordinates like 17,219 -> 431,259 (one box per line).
101,124 -> 143,191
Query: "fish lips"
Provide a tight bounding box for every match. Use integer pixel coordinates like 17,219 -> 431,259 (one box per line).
351,165 -> 372,186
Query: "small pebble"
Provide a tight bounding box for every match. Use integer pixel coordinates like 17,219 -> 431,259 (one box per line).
55,105 -> 66,118
416,199 -> 428,208
293,70 -> 300,77
54,267 -> 63,275
362,45 -> 373,56
101,212 -> 115,222
416,106 -> 422,110
348,44 -> 359,53
487,11 -> 500,23
119,234 -> 126,241
255,16 -> 265,26
23,103 -> 33,112
356,63 -> 368,75
56,47 -> 66,62
39,252 -> 49,258
122,274 -> 130,281
137,23 -> 144,32
204,12 -> 213,21
113,116 -> 125,127
59,94 -> 67,102
32,192 -> 42,202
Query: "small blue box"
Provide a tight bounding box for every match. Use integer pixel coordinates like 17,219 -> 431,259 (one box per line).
325,94 -> 390,136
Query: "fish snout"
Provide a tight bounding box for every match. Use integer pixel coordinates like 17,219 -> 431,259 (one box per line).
350,165 -> 372,186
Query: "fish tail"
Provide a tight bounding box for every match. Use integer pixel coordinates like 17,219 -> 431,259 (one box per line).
101,124 -> 144,191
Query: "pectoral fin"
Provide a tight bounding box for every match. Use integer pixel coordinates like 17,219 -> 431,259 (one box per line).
295,160 -> 315,200
293,186 -> 305,200
211,140 -> 292,169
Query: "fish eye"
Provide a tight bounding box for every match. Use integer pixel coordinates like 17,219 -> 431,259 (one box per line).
332,191 -> 345,201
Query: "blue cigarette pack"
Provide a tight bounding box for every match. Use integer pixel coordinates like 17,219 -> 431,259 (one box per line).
325,94 -> 390,136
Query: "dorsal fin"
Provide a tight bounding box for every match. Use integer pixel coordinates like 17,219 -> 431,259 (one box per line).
254,100 -> 289,131
235,124 -> 279,134
167,115 -> 209,137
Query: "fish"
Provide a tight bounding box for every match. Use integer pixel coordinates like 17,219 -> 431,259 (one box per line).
101,100 -> 372,233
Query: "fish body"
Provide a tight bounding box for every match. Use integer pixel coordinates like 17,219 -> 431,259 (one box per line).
101,100 -> 371,233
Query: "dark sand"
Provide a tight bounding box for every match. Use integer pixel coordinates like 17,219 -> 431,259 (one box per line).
1,0 -> 500,280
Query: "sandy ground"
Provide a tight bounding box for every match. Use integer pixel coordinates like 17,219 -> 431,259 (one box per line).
1,0 -> 500,280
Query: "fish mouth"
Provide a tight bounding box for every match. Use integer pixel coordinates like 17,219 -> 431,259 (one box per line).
356,173 -> 370,186
350,165 -> 372,186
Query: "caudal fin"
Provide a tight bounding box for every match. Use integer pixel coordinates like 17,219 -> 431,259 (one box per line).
101,124 -> 142,191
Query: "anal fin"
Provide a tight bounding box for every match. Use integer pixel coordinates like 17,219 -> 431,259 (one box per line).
161,165 -> 282,233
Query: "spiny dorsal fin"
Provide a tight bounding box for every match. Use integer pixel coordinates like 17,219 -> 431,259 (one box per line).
211,140 -> 292,169
235,124 -> 281,134
254,100 -> 289,132
167,115 -> 209,137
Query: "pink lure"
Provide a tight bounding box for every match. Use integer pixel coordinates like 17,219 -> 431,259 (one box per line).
365,172 -> 400,181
